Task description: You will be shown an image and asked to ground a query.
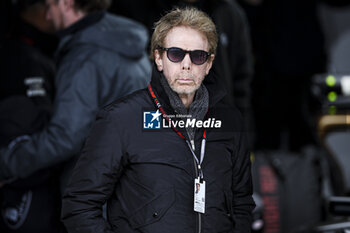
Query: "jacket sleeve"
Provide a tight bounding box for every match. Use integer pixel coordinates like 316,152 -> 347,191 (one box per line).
231,131 -> 255,233
0,60 -> 102,180
229,6 -> 255,150
229,2 -> 254,114
61,108 -> 123,233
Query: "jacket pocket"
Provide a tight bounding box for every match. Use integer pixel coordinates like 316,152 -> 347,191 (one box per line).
128,188 -> 175,229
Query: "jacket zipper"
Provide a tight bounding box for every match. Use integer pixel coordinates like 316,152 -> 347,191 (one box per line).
191,140 -> 202,233
186,125 -> 205,233
192,155 -> 201,233
198,212 -> 202,233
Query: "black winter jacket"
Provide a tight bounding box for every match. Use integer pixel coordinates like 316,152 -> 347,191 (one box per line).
62,67 -> 255,233
0,12 -> 152,189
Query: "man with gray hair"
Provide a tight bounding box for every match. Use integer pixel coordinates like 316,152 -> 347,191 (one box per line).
62,7 -> 254,233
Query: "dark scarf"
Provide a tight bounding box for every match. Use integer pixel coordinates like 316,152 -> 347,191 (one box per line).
159,74 -> 209,144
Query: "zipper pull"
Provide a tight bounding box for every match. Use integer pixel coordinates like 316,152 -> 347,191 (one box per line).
198,164 -> 204,182
190,139 -> 195,151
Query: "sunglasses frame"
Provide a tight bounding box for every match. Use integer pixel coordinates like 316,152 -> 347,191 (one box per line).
158,47 -> 211,65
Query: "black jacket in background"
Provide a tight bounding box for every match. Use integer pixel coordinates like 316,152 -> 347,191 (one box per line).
0,12 -> 152,191
61,66 -> 255,233
0,20 -> 55,149
0,20 -> 62,232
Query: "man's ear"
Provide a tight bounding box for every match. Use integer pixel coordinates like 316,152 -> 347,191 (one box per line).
205,54 -> 215,75
154,50 -> 163,72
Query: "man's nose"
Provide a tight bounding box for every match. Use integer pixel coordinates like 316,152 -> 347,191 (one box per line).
45,6 -> 52,20
182,53 -> 191,70
46,11 -> 51,20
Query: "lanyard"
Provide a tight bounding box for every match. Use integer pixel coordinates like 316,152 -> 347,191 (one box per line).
148,84 -> 206,179
186,137 -> 206,180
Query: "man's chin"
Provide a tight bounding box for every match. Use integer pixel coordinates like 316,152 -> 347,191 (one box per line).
171,86 -> 197,95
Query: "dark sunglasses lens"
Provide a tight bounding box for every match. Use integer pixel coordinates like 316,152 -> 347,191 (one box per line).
167,48 -> 185,62
191,50 -> 208,65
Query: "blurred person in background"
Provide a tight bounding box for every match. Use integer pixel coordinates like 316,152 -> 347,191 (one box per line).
0,0 -> 60,232
0,0 -> 151,222
110,0 -> 255,148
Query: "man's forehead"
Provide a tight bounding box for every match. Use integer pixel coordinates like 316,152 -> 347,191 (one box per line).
164,26 -> 209,50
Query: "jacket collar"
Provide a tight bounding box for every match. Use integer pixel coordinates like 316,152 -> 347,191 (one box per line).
55,11 -> 105,66
149,63 -> 227,110
58,11 -> 105,39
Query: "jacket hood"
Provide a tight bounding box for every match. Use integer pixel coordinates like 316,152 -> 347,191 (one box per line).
59,13 -> 149,59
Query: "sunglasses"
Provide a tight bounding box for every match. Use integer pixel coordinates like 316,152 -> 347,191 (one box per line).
158,47 -> 211,65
